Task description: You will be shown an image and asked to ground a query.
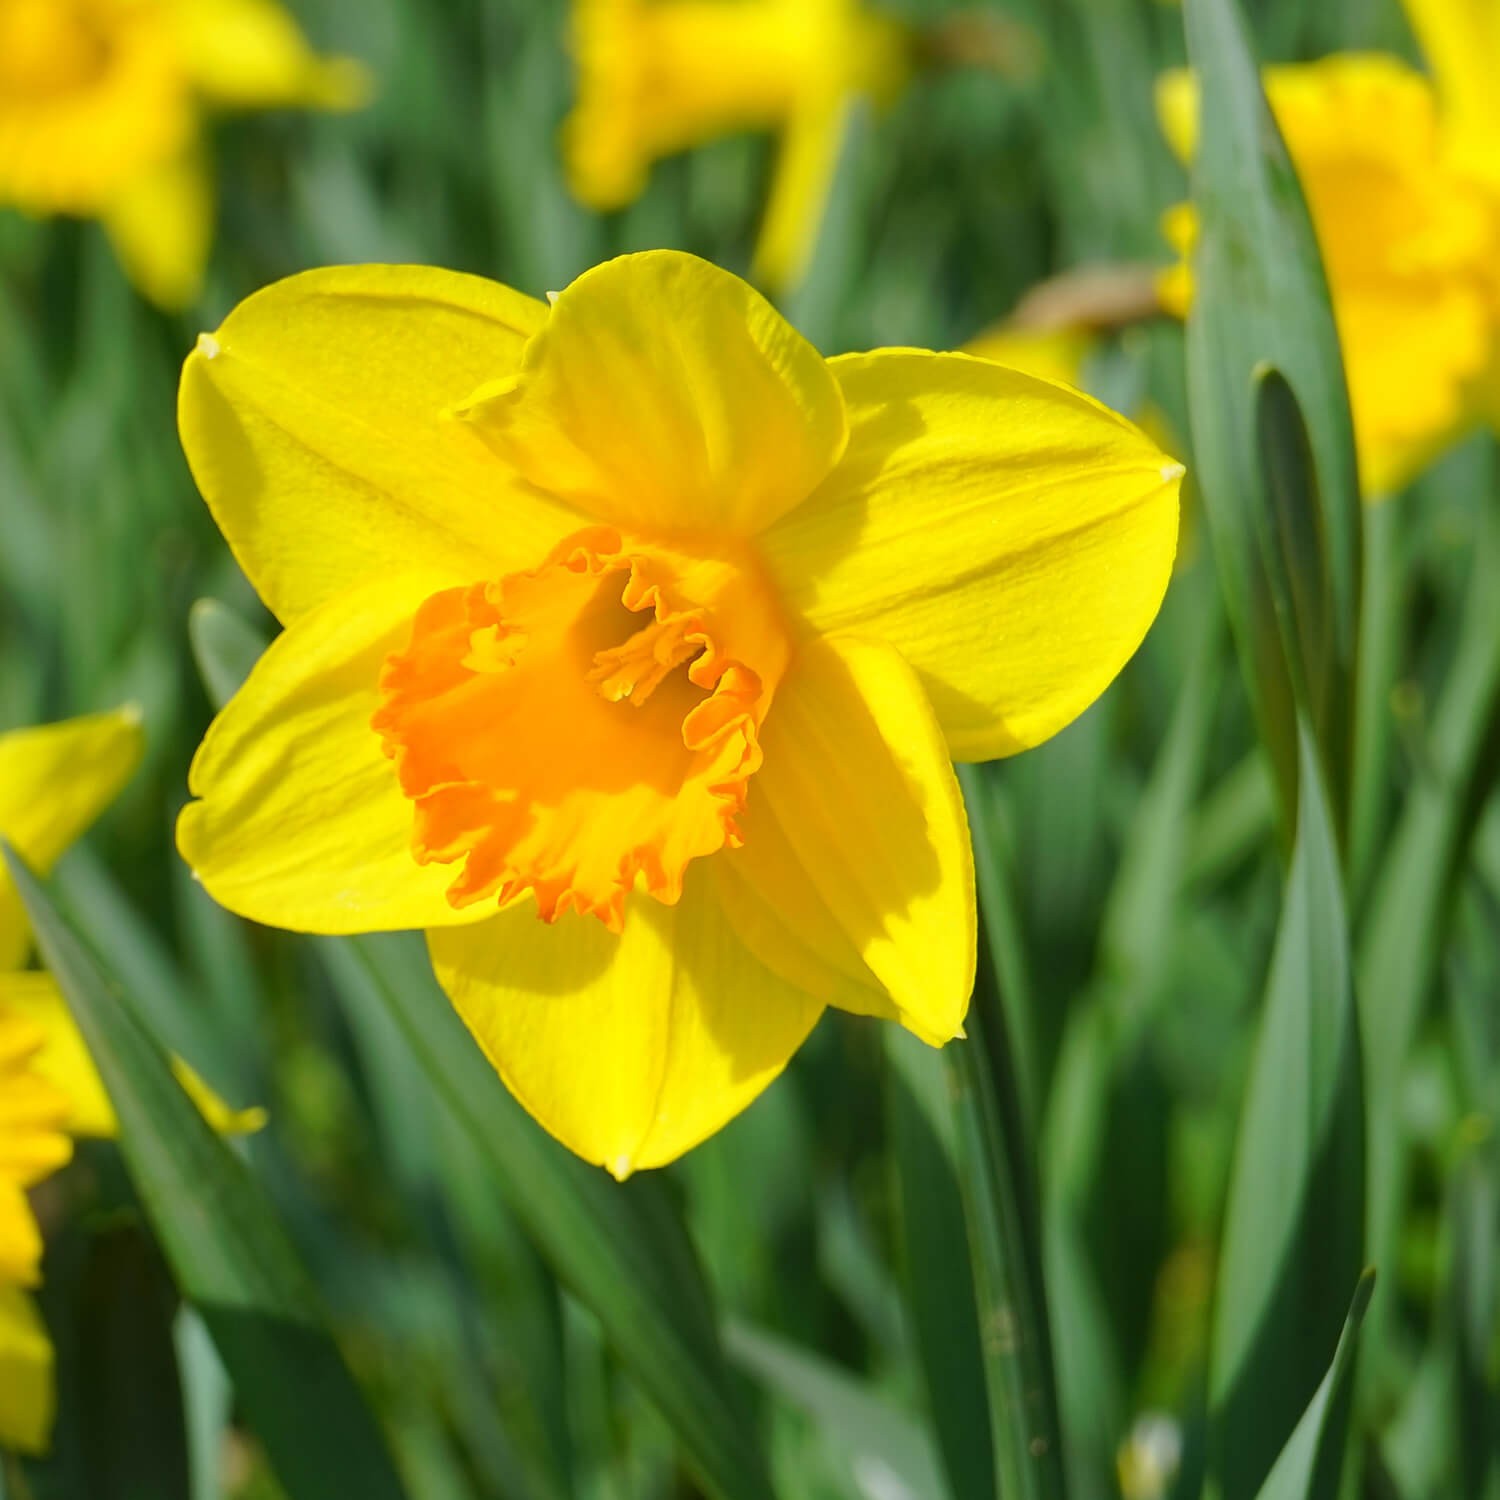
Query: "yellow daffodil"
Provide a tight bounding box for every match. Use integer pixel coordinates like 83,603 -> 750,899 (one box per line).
0,0 -> 367,309
564,0 -> 909,291
1157,53 -> 1500,499
0,709 -> 262,1455
175,249 -> 1182,1177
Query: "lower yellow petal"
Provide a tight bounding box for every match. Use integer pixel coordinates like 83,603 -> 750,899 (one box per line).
0,1286 -> 53,1456
102,147 -> 212,311
179,572 -> 489,935
427,868 -> 824,1176
719,635 -> 973,1046
762,351 -> 1182,761
0,709 -> 144,971
963,323 -> 1096,390
0,972 -> 264,1139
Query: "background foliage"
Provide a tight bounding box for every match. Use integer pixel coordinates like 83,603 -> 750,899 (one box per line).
2,0 -> 1496,1497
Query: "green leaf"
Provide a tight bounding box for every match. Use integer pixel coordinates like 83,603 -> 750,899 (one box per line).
75,1228 -> 190,1500
1356,492 -> 1500,1403
333,934 -> 773,1500
936,773 -> 1067,1500
725,1321 -> 947,1500
4,848 -> 411,1500
1252,1271 -> 1374,1500
188,601 -> 776,1500
1207,727 -> 1364,1500
1182,0 -> 1362,840
884,1026 -> 991,1500
187,598 -> 267,714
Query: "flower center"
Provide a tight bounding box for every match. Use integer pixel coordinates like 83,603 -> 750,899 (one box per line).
373,527 -> 789,930
0,0 -> 113,97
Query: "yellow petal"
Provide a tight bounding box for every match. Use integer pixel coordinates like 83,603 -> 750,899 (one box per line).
0,708 -> 144,971
1155,67 -> 1197,163
179,571 -> 494,935
963,323 -> 1096,390
1400,0 -> 1500,169
0,1183 -> 46,1290
102,146 -> 212,311
459,250 -> 848,535
0,1286 -> 53,1456
751,94 -> 848,295
170,0 -> 370,110
0,1 -> 193,216
0,972 -> 265,1139
762,351 -> 1182,761
427,868 -> 824,1176
178,264 -> 573,625
718,635 -> 974,1046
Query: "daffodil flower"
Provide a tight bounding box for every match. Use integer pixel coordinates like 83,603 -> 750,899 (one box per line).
1157,52 -> 1500,499
176,249 -> 1182,1177
564,0 -> 908,291
0,0 -> 367,310
964,323 -> 1098,392
0,709 -> 262,1455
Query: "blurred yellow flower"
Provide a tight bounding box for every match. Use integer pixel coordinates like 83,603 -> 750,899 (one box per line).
964,322 -> 1096,391
0,0 -> 367,309
0,708 -> 263,1455
563,0 -> 909,291
176,249 -> 1181,1176
1157,53 -> 1500,499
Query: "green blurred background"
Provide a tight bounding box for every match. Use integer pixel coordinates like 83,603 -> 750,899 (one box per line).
3,1 -> 1496,1498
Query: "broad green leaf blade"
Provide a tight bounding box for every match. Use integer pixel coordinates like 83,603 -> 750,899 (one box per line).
76,1229 -> 190,1500
187,600 -> 268,721
884,1027 -> 991,1500
725,1321 -> 947,1500
1356,493 -> 1500,1404
1252,1271 -> 1374,1500
1182,0 -> 1362,841
4,850 -> 410,1500
1207,727 -> 1364,1500
333,934 -> 774,1500
188,600 -> 776,1500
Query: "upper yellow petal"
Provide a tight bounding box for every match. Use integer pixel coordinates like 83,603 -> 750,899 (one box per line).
718,634 -> 975,1046
169,0 -> 370,110
0,971 -> 264,1139
0,708 -> 144,971
0,1285 -> 53,1455
761,350 -> 1182,762
102,144 -> 212,311
458,251 -> 848,536
178,264 -> 573,625
178,571 -> 493,935
427,868 -> 824,1176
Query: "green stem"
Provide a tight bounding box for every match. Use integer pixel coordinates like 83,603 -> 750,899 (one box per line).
949,774 -> 1069,1500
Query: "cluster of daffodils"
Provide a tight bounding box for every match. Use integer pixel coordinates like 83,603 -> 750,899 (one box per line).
175,249 -> 1182,1177
1158,0 -> 1500,499
0,711 -> 260,1452
0,0 -> 365,308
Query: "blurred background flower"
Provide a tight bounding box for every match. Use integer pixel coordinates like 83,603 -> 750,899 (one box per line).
0,0 -> 367,308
